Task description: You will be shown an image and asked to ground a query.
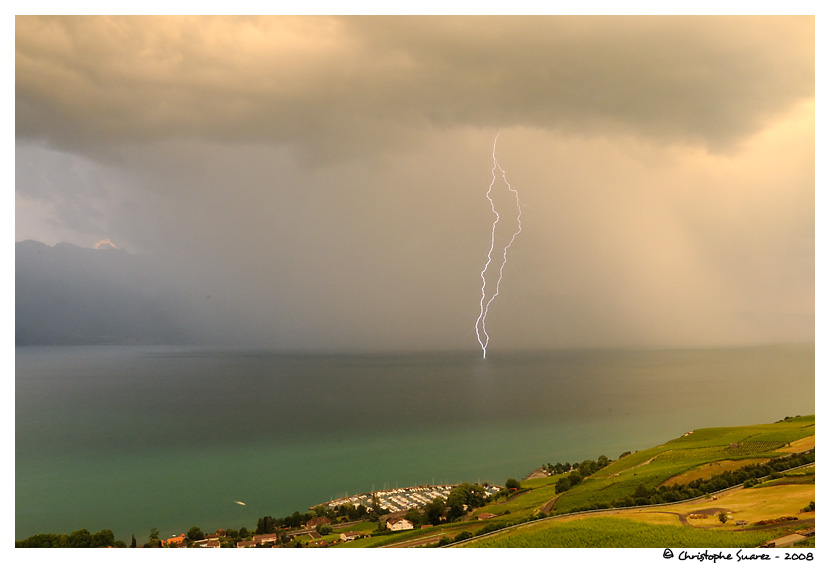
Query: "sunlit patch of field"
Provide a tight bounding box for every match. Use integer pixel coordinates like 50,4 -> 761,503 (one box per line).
619,512 -> 683,526
777,435 -> 814,453
680,483 -> 814,527
661,458 -> 772,487
542,508 -> 683,528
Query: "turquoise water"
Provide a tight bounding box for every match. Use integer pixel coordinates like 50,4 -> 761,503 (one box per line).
15,345 -> 814,543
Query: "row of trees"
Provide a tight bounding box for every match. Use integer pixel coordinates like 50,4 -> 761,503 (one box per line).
15,528 -> 121,548
400,496 -> 448,527
554,455 -> 612,493
544,454 -> 612,477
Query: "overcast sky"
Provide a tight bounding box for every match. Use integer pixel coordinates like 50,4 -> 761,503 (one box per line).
15,15 -> 815,351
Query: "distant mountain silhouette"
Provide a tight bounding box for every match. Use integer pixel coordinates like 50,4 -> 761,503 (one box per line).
15,240 -> 189,345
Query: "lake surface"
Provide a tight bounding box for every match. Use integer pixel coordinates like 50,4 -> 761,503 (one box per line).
15,344 -> 814,542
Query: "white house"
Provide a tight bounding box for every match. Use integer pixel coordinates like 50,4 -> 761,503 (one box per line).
386,517 -> 414,531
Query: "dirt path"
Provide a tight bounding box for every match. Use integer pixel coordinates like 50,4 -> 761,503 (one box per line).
642,510 -> 689,525
540,495 -> 559,514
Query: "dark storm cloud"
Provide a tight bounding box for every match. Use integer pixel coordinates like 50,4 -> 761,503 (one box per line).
16,16 -> 813,159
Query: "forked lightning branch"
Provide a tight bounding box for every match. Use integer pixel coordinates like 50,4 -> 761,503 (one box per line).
475,134 -> 522,359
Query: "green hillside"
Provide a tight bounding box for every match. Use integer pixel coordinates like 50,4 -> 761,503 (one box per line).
445,415 -> 814,549
553,415 -> 814,514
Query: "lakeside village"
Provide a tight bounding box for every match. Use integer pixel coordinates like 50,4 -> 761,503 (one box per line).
163,482 -> 503,548
17,456 -> 617,548
16,440 -> 816,548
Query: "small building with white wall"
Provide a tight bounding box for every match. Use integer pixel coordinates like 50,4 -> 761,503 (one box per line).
386,517 -> 414,531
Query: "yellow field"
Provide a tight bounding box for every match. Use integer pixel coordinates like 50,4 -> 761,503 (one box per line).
661,459 -> 771,487
585,511 -> 682,526
777,435 -> 815,453
533,481 -> 813,533
680,484 -> 814,526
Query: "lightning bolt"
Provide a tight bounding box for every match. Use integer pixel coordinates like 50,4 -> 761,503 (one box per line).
475,133 -> 522,359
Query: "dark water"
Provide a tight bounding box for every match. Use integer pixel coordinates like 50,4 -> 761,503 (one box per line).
15,344 -> 814,542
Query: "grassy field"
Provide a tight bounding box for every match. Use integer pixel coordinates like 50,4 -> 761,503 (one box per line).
553,415 -> 814,513
470,476 -> 561,518
458,517 -> 779,548
457,471 -> 814,547
682,483 -> 814,526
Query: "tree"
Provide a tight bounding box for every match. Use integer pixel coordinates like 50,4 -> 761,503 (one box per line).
718,512 -> 728,524
90,529 -> 115,548
285,511 -> 303,528
446,497 -> 466,521
708,477 -> 728,493
69,529 -> 92,548
448,483 -> 487,509
424,498 -> 446,525
16,533 -> 60,548
131,534 -> 137,548
346,504 -> 359,521
370,493 -> 389,519
405,507 -> 423,526
633,484 -> 650,498
445,483 -> 486,521
505,477 -> 520,490
144,537 -> 163,548
257,516 -> 277,534
578,459 -> 598,477
187,526 -> 205,541
149,528 -> 160,540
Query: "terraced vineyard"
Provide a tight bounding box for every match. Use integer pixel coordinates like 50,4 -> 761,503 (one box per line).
656,441 -> 785,463
553,416 -> 814,514
730,440 -> 788,455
